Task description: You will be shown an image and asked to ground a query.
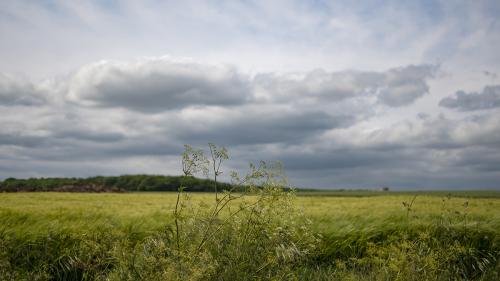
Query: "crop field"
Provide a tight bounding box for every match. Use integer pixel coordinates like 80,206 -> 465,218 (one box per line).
1,191 -> 499,280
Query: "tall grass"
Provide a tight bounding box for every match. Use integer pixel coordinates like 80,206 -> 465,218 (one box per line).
1,193 -> 499,280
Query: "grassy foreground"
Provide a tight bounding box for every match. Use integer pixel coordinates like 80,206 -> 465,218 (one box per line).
1,191 -> 499,280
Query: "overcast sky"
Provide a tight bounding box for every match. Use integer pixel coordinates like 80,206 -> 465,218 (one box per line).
1,0 -> 500,189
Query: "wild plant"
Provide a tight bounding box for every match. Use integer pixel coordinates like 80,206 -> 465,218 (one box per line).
402,194 -> 417,221
208,143 -> 228,202
462,199 -> 469,237
112,143 -> 319,280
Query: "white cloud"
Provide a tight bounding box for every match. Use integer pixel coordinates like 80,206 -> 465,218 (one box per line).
66,58 -> 251,112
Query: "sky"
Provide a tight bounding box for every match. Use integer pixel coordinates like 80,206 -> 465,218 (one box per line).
1,0 -> 500,189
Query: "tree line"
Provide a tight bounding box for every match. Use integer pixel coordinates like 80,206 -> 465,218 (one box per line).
0,175 -> 234,192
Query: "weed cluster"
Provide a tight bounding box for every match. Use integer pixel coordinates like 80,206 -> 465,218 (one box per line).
109,144 -> 318,280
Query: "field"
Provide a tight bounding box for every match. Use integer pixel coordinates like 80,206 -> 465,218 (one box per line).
1,191 -> 500,280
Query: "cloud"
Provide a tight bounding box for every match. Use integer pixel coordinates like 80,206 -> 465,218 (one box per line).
67,58 -> 251,112
377,64 -> 436,107
255,64 -> 436,107
253,70 -> 383,102
172,106 -> 356,145
439,85 -> 500,111
64,58 -> 437,113
52,129 -> 125,143
240,112 -> 500,188
346,113 -> 500,152
0,56 -> 497,189
453,146 -> 500,172
0,74 -> 46,106
0,132 -> 46,148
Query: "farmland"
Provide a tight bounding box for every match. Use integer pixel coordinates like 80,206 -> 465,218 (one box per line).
1,191 -> 499,280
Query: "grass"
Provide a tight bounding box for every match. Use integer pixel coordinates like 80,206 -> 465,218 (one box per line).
1,191 -> 500,280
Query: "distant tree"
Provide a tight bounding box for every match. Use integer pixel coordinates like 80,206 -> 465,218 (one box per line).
0,174 -> 234,193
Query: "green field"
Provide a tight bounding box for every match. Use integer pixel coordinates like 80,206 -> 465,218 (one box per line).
1,191 -> 499,280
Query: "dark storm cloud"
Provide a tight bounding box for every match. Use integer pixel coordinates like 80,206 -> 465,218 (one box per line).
104,139 -> 181,157
0,132 -> 47,148
453,146 -> 500,172
233,142 -> 499,189
0,74 -> 46,106
175,110 -> 356,145
67,59 -> 251,112
276,148 -> 402,171
439,85 -> 500,111
14,136 -> 182,162
52,129 -> 125,143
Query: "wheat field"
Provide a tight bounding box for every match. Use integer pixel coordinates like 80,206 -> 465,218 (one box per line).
1,191 -> 499,280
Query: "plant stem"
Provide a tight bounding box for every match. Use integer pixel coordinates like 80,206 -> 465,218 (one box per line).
174,188 -> 181,252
